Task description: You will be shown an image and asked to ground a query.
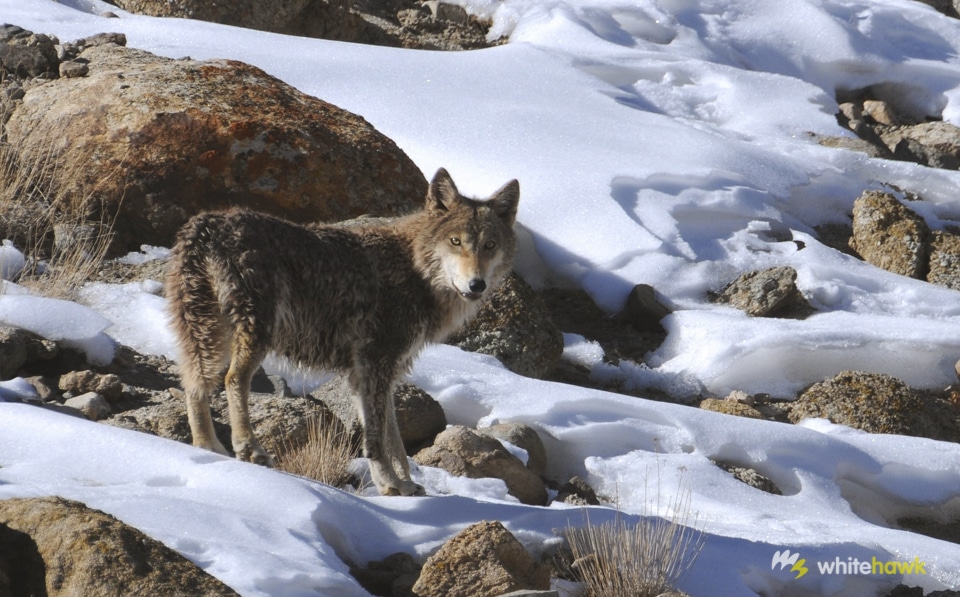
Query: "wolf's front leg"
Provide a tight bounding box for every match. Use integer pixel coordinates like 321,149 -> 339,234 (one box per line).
350,369 -> 423,496
224,340 -> 275,467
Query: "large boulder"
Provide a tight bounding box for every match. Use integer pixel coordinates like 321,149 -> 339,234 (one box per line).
0,497 -> 238,597
4,42 -> 426,253
412,520 -> 550,597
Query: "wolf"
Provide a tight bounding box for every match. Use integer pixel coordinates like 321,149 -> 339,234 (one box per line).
166,168 -> 519,496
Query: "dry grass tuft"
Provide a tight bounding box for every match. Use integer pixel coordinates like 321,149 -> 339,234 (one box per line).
564,485 -> 704,597
277,412 -> 361,490
0,118 -> 117,299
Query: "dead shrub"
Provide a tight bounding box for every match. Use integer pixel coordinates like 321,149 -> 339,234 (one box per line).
0,118 -> 117,299
277,411 -> 361,490
563,485 -> 703,597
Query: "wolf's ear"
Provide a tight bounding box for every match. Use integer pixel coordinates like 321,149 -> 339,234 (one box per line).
490,179 -> 520,226
427,168 -> 461,214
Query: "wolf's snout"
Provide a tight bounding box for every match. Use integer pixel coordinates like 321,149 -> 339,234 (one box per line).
469,279 -> 486,294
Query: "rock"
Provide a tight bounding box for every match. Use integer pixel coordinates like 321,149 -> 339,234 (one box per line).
64,391 -> 113,421
351,552 -> 421,597
414,426 -> 547,506
713,461 -> 781,495
849,191 -> 930,278
394,382 -> 448,454
58,59 -> 88,78
311,375 -> 446,454
880,121 -> 960,169
0,497 -> 239,596
555,476 -> 600,506
699,397 -> 765,420
477,423 -> 548,477
112,0 -> 391,44
914,0 -> 960,18
790,371 -> 918,435
788,370 -> 960,442
817,134 -> 893,159
0,326 -> 59,380
616,283 -> 671,334
59,369 -> 123,401
927,229 -> 960,290
449,272 -> 564,378
715,266 -> 811,318
423,1 -> 470,24
412,520 -> 550,597
862,99 -> 900,126
103,392 -> 194,443
0,25 -> 59,78
4,43 -> 426,254
105,376 -> 339,457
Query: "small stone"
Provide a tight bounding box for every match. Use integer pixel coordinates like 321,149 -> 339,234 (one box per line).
64,391 -> 112,421
555,476 -> 599,506
618,283 -> 670,333
863,99 -> 900,126
58,60 -> 89,78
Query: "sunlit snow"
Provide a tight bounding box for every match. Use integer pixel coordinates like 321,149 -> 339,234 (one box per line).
2,0 -> 960,594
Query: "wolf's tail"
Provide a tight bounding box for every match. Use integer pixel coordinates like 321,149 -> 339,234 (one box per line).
165,214 -> 231,396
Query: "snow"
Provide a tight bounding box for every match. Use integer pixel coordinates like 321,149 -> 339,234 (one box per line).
1,0 -> 960,594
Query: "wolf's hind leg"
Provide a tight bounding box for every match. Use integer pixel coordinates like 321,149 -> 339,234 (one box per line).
224,330 -> 273,466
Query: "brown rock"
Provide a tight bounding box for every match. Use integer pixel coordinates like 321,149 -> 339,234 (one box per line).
4,43 -> 426,253
414,426 -> 547,505
476,423 -> 548,477
412,521 -> 550,597
699,397 -> 765,420
879,121 -> 960,169
849,191 -> 930,278
0,497 -> 238,597
928,229 -> 960,290
788,370 -> 960,442
59,369 -> 123,401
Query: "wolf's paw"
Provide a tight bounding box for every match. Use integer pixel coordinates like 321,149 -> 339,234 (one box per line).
234,442 -> 276,467
380,480 -> 425,497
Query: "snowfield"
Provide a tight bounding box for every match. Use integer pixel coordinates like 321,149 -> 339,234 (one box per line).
3,0 -> 960,594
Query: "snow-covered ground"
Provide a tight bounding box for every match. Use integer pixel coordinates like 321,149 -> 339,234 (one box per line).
2,0 -> 960,594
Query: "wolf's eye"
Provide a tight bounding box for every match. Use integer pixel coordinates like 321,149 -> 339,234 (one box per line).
450,237 -> 461,246
484,240 -> 497,250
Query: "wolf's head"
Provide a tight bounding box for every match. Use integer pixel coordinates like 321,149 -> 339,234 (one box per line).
422,168 -> 520,302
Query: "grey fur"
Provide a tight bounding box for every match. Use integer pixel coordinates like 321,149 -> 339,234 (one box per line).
166,168 -> 519,495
